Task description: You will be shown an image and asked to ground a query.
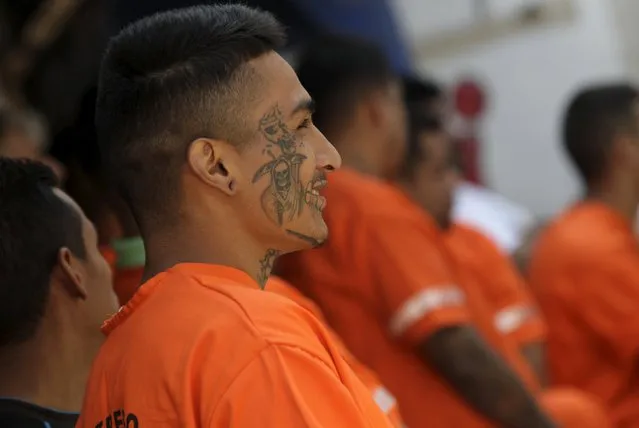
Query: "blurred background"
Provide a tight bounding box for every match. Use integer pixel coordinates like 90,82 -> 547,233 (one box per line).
0,0 -> 633,218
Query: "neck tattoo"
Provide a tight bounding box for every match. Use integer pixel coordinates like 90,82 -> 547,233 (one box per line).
257,248 -> 281,289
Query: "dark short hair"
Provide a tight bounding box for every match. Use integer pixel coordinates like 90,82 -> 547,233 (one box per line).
402,109 -> 445,177
296,33 -> 395,138
402,74 -> 443,106
563,83 -> 639,185
0,158 -> 86,347
96,4 -> 285,228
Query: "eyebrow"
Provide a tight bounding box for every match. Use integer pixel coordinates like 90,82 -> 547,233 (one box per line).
290,98 -> 315,117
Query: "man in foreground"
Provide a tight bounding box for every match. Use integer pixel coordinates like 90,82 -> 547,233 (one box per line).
78,5 -> 392,427
0,158 -> 118,427
529,83 -> 639,427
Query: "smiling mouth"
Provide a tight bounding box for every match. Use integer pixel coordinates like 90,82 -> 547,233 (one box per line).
305,179 -> 327,211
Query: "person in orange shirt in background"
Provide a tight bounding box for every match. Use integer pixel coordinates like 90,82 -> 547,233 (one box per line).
400,111 -> 610,427
529,83 -> 639,427
277,35 -> 556,428
0,158 -> 118,427
78,5 -> 395,428
267,276 -> 404,427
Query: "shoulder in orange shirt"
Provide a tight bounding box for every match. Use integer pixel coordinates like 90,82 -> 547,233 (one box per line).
529,201 -> 639,427
267,276 -> 404,427
78,264 -> 393,428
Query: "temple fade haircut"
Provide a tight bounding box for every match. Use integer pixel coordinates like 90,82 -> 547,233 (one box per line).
402,108 -> 445,177
563,83 -> 639,186
0,158 -> 85,347
96,4 -> 286,228
296,33 -> 395,138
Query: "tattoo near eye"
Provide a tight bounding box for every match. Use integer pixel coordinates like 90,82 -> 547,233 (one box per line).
254,105 -> 308,226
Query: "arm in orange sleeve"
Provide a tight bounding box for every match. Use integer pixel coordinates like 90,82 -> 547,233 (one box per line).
468,232 -> 548,384
208,344 -> 391,427
571,252 -> 639,364
368,220 -> 557,428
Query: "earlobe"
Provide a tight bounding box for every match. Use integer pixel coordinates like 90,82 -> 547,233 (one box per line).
58,247 -> 89,299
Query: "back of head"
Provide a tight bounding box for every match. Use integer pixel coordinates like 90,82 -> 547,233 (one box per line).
403,74 -> 444,116
563,83 -> 639,187
0,158 -> 85,347
96,4 -> 285,229
296,33 -> 397,138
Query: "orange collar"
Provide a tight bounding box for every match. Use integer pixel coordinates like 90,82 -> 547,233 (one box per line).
102,263 -> 257,336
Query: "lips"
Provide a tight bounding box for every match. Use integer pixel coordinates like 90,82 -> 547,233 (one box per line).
305,179 -> 328,211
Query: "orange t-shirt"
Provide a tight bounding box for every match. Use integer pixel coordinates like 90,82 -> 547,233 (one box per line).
77,263 -> 393,428
446,224 -> 547,350
528,201 -> 639,427
266,276 -> 404,427
277,168 -> 535,428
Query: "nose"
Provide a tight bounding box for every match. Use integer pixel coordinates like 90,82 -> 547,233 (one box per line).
314,130 -> 342,172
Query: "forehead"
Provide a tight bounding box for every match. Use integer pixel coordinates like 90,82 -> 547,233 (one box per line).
247,52 -> 311,117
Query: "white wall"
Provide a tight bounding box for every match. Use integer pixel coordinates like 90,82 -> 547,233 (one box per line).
392,0 -> 627,217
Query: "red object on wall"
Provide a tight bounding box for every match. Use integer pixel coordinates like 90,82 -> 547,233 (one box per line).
453,79 -> 486,185
455,80 -> 485,119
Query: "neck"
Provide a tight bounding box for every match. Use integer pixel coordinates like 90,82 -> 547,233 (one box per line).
330,127 -> 384,179
141,213 -> 273,288
0,326 -> 101,412
586,177 -> 639,223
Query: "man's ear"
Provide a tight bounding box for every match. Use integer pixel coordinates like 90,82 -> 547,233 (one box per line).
55,247 -> 88,299
188,138 -> 240,196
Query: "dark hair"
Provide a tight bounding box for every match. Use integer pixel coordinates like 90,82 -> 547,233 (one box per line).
96,4 -> 286,228
403,74 -> 443,106
402,110 -> 445,177
0,158 -> 85,347
563,83 -> 639,185
296,33 -> 395,138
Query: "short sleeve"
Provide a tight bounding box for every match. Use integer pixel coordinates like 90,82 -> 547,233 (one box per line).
449,226 -> 546,345
368,220 -> 471,346
208,344 -> 391,428
572,253 -> 639,363
476,244 -> 546,345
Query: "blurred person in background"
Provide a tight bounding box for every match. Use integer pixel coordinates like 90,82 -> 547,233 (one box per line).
0,158 -> 118,427
0,106 -> 66,180
402,75 -> 539,260
403,74 -> 447,119
529,83 -> 639,428
277,34 -> 557,428
78,5 -> 394,427
402,112 -> 610,428
291,34 -> 407,181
